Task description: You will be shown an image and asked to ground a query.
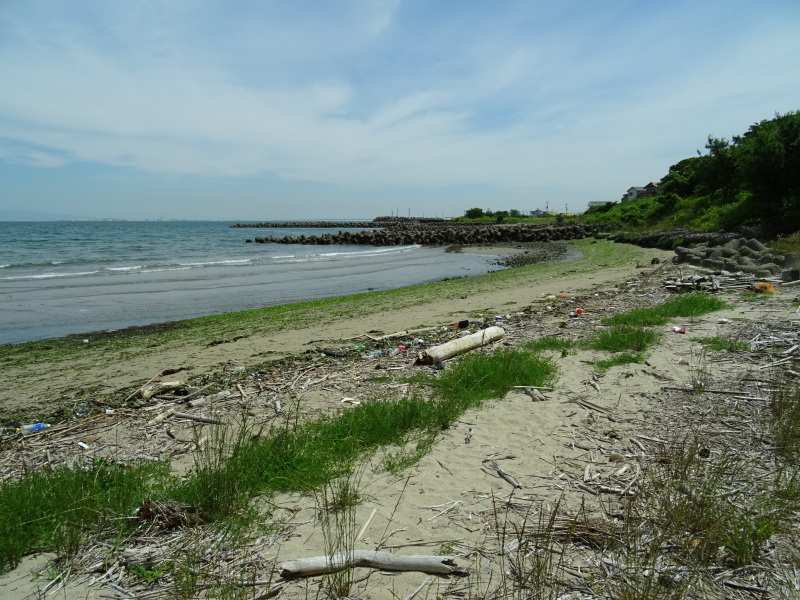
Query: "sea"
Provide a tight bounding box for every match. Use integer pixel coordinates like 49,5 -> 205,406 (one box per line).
0,220 -> 504,346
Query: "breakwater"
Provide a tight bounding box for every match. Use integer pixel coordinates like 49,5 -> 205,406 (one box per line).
242,220 -> 599,246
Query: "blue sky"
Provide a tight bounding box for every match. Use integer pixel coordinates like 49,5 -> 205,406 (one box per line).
1,1 -> 799,220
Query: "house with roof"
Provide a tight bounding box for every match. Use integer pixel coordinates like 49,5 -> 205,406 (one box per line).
622,181 -> 661,203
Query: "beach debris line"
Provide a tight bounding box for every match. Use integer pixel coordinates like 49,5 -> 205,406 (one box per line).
662,271 -> 785,293
280,550 -> 469,577
415,326 -> 505,365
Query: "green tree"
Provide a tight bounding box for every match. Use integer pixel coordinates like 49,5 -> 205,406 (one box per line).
734,111 -> 800,231
464,207 -> 484,219
494,210 -> 509,223
695,136 -> 739,203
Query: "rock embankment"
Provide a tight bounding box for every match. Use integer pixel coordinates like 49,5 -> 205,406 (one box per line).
247,223 -> 599,246
673,238 -> 799,278
607,229 -> 799,278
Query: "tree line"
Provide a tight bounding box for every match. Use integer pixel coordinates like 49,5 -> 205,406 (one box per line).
583,110 -> 800,233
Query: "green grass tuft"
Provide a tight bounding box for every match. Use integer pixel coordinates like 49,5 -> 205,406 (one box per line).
691,336 -> 750,352
590,325 -> 660,353
603,293 -> 728,327
0,459 -> 170,572
593,352 -> 645,372
422,347 -> 557,406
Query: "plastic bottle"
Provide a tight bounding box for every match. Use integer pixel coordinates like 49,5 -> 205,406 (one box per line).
19,423 -> 50,434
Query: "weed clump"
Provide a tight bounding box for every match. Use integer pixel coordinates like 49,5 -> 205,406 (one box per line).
603,292 -> 729,327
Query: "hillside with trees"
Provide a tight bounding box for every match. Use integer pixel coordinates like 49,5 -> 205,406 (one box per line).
579,110 -> 800,234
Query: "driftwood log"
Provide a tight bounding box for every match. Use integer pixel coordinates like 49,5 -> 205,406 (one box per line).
140,380 -> 184,400
416,326 -> 505,365
280,550 -> 468,577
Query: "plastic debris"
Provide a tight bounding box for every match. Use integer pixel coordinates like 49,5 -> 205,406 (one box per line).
752,282 -> 777,294
18,423 -> 50,434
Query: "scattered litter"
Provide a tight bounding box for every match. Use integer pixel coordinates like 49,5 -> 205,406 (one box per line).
18,423 -> 50,434
672,326 -> 686,334
752,282 -> 777,294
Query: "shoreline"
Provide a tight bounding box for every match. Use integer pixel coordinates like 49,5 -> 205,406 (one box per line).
0,239 -> 673,423
0,241 -> 570,348
0,243 -> 500,347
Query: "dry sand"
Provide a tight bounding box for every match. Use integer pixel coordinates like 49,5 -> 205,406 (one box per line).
2,243 -> 799,599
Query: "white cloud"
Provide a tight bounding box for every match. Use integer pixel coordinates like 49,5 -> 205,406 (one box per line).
1,0 -> 799,217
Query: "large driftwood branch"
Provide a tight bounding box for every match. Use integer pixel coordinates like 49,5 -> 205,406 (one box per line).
172,412 -> 226,425
140,380 -> 184,400
416,326 -> 504,365
280,550 -> 468,578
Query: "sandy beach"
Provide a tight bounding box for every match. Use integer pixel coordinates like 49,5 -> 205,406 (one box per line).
2,239 -> 799,599
0,239 -> 662,422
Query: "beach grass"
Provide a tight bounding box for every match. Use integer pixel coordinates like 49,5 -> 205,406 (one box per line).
589,324 -> 660,353
0,459 -> 170,571
602,292 -> 729,327
691,335 -> 751,352
520,293 -> 728,374
0,347 -> 556,574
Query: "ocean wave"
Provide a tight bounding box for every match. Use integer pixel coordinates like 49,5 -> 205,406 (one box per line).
315,245 -> 421,259
178,259 -> 253,267
1,270 -> 100,281
106,265 -> 143,272
139,266 -> 193,274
